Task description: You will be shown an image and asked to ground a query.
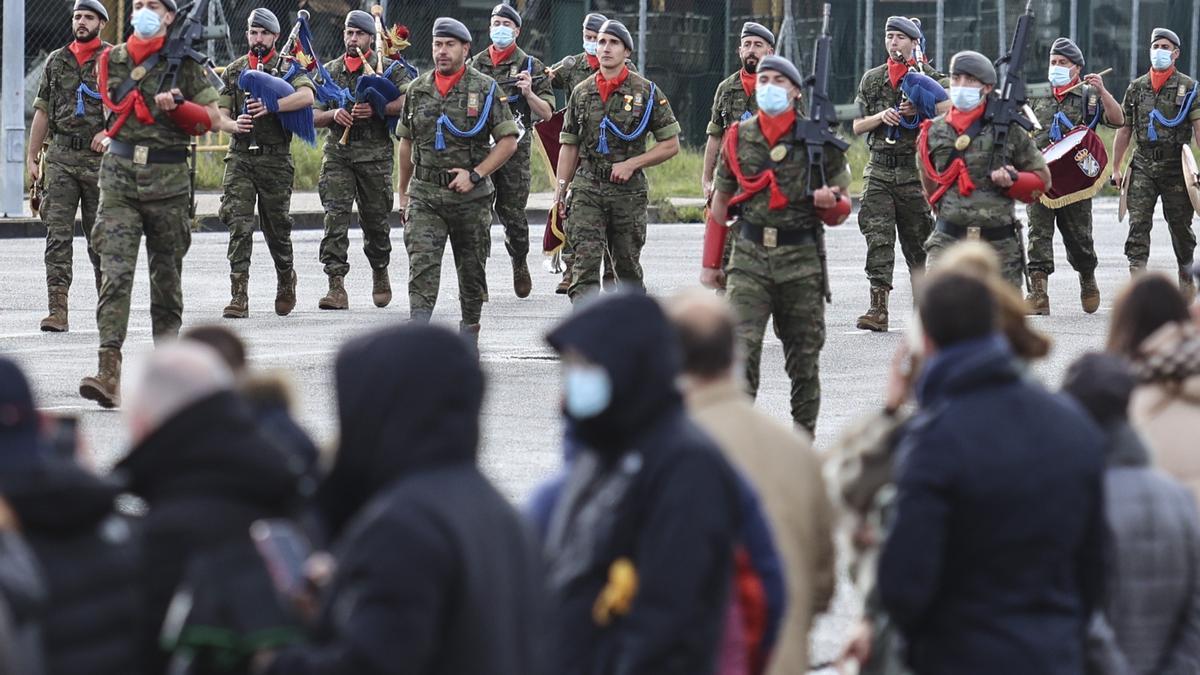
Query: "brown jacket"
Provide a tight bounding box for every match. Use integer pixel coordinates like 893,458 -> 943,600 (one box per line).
686,379 -> 836,674
1131,322 -> 1200,508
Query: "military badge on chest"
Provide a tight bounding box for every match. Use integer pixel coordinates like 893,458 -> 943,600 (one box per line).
467,91 -> 479,118
622,94 -> 633,112
1178,84 -> 1189,106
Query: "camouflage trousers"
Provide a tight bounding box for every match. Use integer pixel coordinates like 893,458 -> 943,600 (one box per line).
1025,199 -> 1097,276
486,138 -> 532,261
727,235 -> 826,434
857,176 -> 931,290
1125,165 -> 1197,267
405,186 -> 490,325
318,153 -> 393,277
565,184 -> 647,299
41,149 -> 102,290
220,151 -> 296,274
93,154 -> 193,350
925,226 -> 1024,289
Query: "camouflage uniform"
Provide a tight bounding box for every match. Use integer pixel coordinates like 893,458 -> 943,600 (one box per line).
467,46 -> 555,280
1120,70 -> 1200,273
854,62 -> 945,291
560,69 -> 680,299
921,114 -> 1047,288
713,114 -> 851,433
32,43 -> 109,307
317,55 -> 410,279
218,53 -> 314,276
397,67 -> 518,325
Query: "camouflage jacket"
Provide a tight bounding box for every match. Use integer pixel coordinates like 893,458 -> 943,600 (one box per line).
100,42 -> 220,149
708,69 -> 808,139
219,52 -> 314,152
713,113 -> 851,232
34,43 -> 111,155
397,66 -> 518,201
560,69 -> 680,193
1028,84 -> 1118,149
549,53 -> 638,101
855,61 -> 947,185
922,112 -> 1047,229
468,45 -> 555,145
1121,69 -> 1200,169
319,52 -> 411,162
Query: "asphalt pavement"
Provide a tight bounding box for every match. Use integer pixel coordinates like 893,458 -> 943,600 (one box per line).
0,196 -> 1186,661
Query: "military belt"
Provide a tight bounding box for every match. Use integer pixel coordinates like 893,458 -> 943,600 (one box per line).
230,141 -> 288,156
107,140 -> 189,165
413,165 -> 457,187
738,220 -> 816,248
1139,144 -> 1184,161
869,152 -> 908,169
52,134 -> 95,152
935,218 -> 1015,242
577,162 -> 629,184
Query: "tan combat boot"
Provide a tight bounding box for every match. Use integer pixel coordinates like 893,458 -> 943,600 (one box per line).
79,348 -> 121,409
1181,266 -> 1198,304
513,257 -> 532,298
855,287 -> 889,332
460,322 -> 481,351
1079,271 -> 1100,314
319,275 -> 348,310
222,273 -> 249,319
371,268 -> 392,307
275,268 -> 296,316
1025,271 -> 1050,316
556,259 -> 573,295
40,286 -> 69,332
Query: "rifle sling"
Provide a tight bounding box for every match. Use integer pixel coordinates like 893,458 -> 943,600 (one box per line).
114,53 -> 162,102
937,117 -> 985,173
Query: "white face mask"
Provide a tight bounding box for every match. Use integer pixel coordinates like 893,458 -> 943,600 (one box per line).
949,85 -> 983,111
583,40 -> 598,56
1151,48 -> 1174,70
131,7 -> 162,38
1047,65 -> 1073,87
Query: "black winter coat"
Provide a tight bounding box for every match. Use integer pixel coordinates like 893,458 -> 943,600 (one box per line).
6,460 -> 142,675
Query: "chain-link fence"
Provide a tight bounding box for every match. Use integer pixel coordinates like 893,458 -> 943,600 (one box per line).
15,0 -> 1200,143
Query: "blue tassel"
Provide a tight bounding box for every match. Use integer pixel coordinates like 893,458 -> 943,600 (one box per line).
1049,111 -> 1074,143
432,82 -> 497,151
1148,121 -> 1159,142
740,110 -> 752,122
1147,82 -> 1198,144
597,127 -> 609,155
75,82 -> 100,118
435,122 -> 446,151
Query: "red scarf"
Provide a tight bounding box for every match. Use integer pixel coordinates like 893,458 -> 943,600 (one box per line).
1151,66 -> 1176,93
596,66 -> 629,103
489,43 -> 517,67
917,108 -> 985,205
946,103 -> 986,135
739,68 -> 756,97
585,53 -> 600,70
96,46 -> 155,138
68,37 -> 102,67
1053,77 -> 1080,102
344,50 -> 373,73
757,108 -> 795,147
887,58 -> 911,89
434,65 -> 466,97
722,122 -> 789,211
127,34 -> 165,65
248,49 -> 276,70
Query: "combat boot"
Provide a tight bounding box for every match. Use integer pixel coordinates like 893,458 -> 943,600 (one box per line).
1181,266 -> 1198,303
855,287 -> 889,332
513,257 -> 532,298
372,267 -> 392,308
1079,271 -> 1100,314
460,322 -> 481,352
556,259 -> 573,295
40,286 -> 69,332
1025,271 -> 1050,316
275,268 -> 296,316
222,273 -> 249,319
319,275 -> 349,310
79,348 -> 121,409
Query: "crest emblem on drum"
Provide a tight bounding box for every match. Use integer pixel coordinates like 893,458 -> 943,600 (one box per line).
1074,148 -> 1100,178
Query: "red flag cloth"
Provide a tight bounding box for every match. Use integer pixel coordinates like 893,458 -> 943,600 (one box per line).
434,65 -> 466,97
740,68 -> 756,97
68,37 -> 103,67
537,109 -> 567,254
722,121 -> 789,211
1151,66 -> 1176,93
96,46 -> 156,138
488,43 -> 517,67
595,66 -> 629,103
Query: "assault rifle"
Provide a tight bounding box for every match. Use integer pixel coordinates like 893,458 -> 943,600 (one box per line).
984,0 -> 1039,171
794,3 -> 850,302
157,0 -> 224,101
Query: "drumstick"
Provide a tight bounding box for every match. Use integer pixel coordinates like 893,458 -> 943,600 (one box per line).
1059,68 -> 1113,96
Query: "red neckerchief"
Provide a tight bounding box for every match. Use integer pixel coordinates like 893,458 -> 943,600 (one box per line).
739,68 -> 756,97
757,108 -> 795,147
127,34 -> 165,65
248,49 -> 276,70
1151,66 -> 1176,93
595,66 -> 629,103
887,58 -> 911,89
946,103 -> 987,135
722,122 -> 789,210
68,37 -> 102,67
1053,77 -> 1080,101
96,46 -> 155,137
344,50 -> 373,73
585,54 -> 600,70
488,43 -> 517,67
434,65 -> 466,97
917,116 -> 978,205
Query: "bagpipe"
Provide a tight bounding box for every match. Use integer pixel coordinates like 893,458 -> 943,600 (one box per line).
236,18 -> 318,146
339,6 -> 408,144
885,23 -> 947,144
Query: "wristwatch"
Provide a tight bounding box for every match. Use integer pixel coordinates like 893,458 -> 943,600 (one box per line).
469,170 -> 483,185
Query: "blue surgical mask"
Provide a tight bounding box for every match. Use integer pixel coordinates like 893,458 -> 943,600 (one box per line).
490,26 -> 515,49
1048,65 -> 1073,87
1151,48 -> 1173,70
583,40 -> 598,56
755,83 -> 790,115
131,7 -> 162,38
950,85 -> 983,111
564,365 -> 611,420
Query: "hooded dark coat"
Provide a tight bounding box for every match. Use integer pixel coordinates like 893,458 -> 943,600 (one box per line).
268,324 -> 544,675
543,293 -> 742,675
